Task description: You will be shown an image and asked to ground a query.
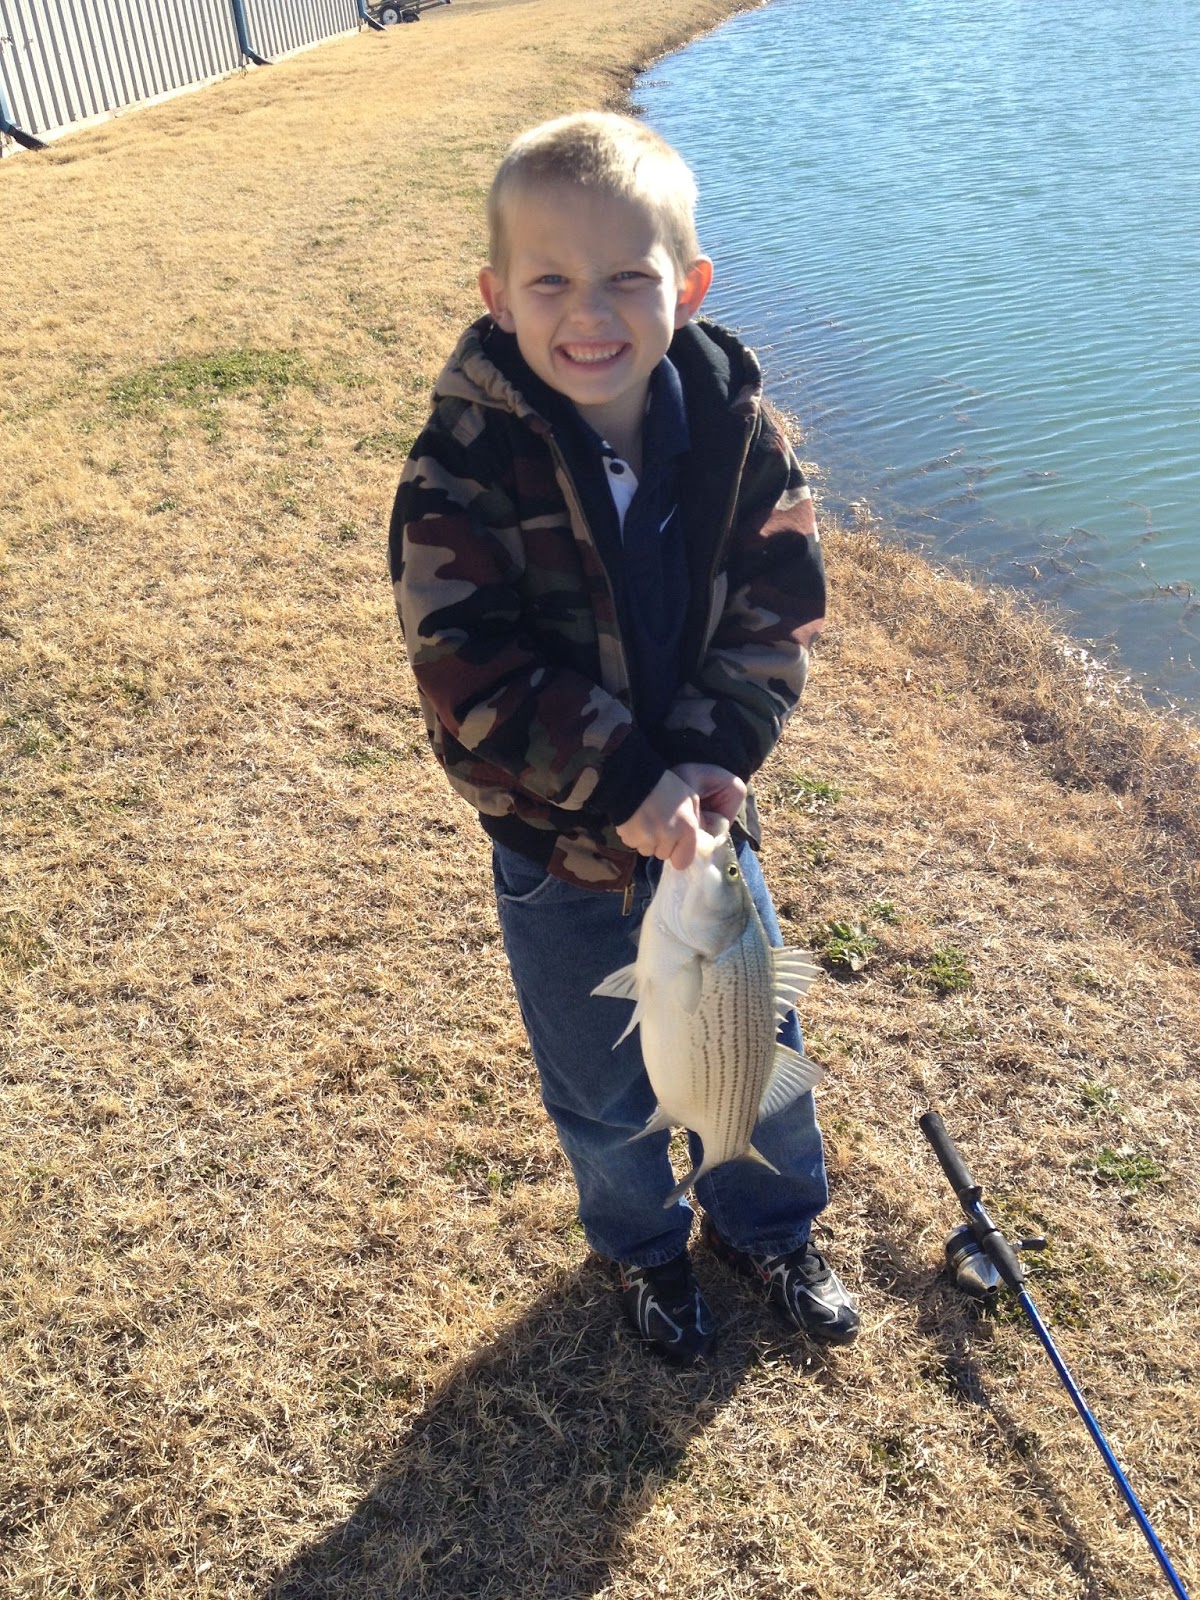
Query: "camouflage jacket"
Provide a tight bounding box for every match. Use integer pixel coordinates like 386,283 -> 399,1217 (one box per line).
389,315 -> 825,891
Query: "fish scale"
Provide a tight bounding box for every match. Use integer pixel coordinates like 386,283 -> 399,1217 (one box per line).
592,822 -> 826,1207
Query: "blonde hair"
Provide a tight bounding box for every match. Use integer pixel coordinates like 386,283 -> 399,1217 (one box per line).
486,112 -> 702,276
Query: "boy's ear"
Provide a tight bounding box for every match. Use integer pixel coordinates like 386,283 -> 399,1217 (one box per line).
479,266 -> 516,332
674,256 -> 714,328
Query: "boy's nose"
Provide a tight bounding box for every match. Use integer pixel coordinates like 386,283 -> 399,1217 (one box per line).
566,283 -> 610,325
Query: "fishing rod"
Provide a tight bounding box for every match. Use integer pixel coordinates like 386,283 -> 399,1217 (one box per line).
919,1110 -> 1192,1600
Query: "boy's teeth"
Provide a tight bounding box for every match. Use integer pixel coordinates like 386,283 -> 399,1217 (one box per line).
563,345 -> 622,363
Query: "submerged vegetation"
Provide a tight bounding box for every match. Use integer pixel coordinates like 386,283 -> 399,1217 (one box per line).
3,2 -> 1198,1598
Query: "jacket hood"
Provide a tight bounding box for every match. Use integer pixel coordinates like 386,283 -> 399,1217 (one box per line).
431,315 -> 765,428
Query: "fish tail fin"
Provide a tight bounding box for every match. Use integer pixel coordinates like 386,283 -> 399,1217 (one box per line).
629,1105 -> 673,1143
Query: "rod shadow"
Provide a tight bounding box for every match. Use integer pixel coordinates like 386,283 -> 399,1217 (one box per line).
265,1254 -> 755,1600
860,1236 -> 1116,1600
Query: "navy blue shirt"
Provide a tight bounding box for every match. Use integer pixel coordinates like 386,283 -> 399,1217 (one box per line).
589,359 -> 691,729
484,327 -> 692,735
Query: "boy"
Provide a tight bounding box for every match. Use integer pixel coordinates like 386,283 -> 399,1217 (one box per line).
390,113 -> 857,1364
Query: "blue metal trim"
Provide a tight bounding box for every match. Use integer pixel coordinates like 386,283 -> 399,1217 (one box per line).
0,78 -> 45,149
358,0 -> 386,31
228,0 -> 271,66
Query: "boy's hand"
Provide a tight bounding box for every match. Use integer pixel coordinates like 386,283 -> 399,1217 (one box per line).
616,771 -> 703,869
671,762 -> 747,824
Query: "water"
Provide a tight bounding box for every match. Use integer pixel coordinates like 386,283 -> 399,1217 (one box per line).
637,0 -> 1200,705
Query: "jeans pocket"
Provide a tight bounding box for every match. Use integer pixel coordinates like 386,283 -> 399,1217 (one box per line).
491,844 -> 567,907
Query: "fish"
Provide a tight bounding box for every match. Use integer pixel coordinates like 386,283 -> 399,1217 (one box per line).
592,818 -> 824,1207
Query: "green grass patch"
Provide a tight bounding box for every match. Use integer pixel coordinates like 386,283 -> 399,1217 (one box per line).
3,714 -> 64,758
1074,1144 -> 1165,1192
444,1147 -> 519,1195
353,429 -> 416,459
924,944 -> 974,995
867,898 -> 901,925
898,944 -> 974,996
341,748 -> 394,771
109,348 -> 315,414
779,772 -> 842,812
817,919 -> 877,974
1079,1079 -> 1120,1116
0,910 -> 50,975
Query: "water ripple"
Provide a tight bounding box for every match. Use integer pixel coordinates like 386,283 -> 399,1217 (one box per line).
641,0 -> 1200,702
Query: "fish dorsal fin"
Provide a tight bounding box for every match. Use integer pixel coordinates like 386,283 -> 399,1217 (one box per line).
758,1044 -> 825,1120
771,946 -> 822,1000
772,948 -> 821,1025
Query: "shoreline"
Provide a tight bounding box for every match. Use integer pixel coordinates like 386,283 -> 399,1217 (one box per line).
3,2 -> 1197,1596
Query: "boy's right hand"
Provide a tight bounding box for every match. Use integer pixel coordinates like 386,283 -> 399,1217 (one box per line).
615,771 -> 703,869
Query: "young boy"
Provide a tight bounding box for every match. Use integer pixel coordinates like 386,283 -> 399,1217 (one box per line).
390,112 -> 857,1364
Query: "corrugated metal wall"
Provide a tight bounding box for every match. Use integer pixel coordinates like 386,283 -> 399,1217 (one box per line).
0,0 -> 362,145
243,0 -> 359,63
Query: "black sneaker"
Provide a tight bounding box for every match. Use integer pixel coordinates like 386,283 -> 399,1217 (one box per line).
701,1216 -> 859,1345
617,1251 -> 716,1366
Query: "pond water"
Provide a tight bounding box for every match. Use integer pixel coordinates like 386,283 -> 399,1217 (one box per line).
637,0 -> 1200,706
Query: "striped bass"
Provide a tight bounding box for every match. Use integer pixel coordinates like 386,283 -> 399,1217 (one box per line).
592,820 -> 824,1208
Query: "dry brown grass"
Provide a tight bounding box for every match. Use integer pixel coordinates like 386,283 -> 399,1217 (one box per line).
3,3 -> 1198,1597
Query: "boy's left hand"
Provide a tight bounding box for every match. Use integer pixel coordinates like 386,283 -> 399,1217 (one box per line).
615,770 -> 703,868
671,762 -> 747,824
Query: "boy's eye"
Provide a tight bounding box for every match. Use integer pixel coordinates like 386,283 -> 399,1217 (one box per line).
534,274 -> 567,287
613,270 -> 652,284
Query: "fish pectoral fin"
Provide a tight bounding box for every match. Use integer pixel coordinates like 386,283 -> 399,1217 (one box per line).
757,1044 -> 825,1120
590,964 -> 644,1047
629,1105 -> 673,1144
591,963 -> 639,1002
676,955 -> 705,1014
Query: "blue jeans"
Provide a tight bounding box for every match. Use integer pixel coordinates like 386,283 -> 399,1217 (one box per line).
491,838 -> 830,1267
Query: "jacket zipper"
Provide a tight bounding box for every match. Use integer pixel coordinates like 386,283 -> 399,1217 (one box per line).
546,434 -> 639,710
695,412 -> 756,672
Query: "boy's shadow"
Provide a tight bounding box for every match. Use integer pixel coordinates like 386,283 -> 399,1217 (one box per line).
266,1255 -> 756,1600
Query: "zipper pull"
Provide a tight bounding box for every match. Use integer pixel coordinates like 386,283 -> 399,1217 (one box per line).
622,882 -> 635,917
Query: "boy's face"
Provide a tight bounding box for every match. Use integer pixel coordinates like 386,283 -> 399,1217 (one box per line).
479,182 -> 712,447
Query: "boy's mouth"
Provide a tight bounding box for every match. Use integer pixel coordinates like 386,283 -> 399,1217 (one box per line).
557,343 -> 628,366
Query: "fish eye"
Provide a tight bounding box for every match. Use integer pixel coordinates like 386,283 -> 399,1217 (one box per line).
725,864 -> 740,880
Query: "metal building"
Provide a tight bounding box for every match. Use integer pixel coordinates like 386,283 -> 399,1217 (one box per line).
242,0 -> 359,64
0,0 -> 363,148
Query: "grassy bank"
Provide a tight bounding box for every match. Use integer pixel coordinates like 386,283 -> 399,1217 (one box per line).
3,2 -> 1197,1596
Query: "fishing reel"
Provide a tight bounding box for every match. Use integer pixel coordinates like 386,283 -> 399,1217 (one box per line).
943,1220 -> 1048,1298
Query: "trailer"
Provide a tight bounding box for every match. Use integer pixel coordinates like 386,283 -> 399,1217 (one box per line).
375,0 -> 450,23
